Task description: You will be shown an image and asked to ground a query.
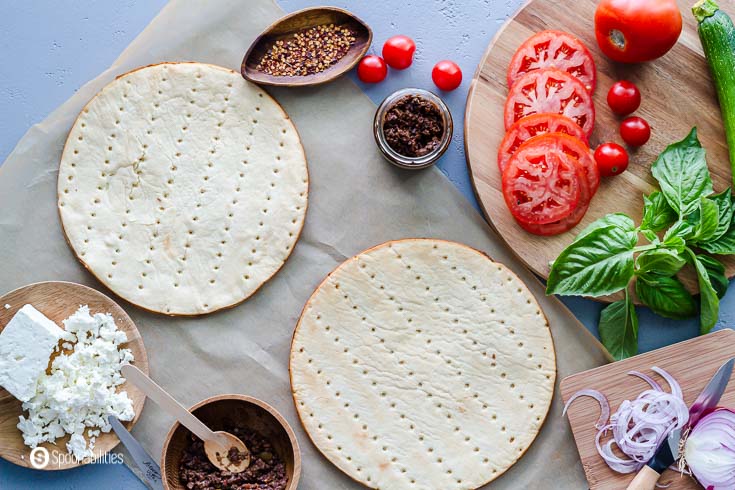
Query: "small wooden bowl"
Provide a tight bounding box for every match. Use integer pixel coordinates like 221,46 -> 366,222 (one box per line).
161,395 -> 300,490
241,6 -> 372,87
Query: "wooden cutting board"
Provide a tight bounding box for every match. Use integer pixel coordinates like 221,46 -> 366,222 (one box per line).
560,329 -> 735,489
0,282 -> 148,470
465,0 -> 735,302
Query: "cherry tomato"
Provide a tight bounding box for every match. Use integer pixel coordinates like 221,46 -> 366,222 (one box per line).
357,55 -> 387,83
620,116 -> 651,146
507,30 -> 597,92
594,142 -> 629,176
607,80 -> 641,115
504,68 -> 595,137
382,35 -> 416,70
595,0 -> 682,63
498,113 -> 588,172
432,60 -> 462,91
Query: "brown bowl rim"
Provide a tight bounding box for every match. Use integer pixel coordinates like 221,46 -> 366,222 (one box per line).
241,6 -> 373,87
160,394 -> 301,490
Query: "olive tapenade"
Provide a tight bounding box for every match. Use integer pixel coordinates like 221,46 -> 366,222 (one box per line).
383,95 -> 445,157
179,424 -> 288,490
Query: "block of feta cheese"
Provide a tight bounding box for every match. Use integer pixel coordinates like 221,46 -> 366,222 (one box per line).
0,305 -> 70,402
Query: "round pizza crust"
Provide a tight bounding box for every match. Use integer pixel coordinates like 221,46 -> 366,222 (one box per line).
58,62 -> 308,315
290,239 -> 556,489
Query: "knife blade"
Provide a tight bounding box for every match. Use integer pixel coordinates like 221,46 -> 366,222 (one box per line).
687,357 -> 734,429
109,415 -> 164,490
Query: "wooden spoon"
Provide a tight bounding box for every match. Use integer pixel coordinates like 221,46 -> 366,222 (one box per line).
121,365 -> 251,473
241,6 -> 372,87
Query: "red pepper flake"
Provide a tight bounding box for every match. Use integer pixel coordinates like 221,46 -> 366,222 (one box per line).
256,24 -> 356,77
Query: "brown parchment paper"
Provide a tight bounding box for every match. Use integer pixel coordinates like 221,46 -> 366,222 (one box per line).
0,0 -> 612,488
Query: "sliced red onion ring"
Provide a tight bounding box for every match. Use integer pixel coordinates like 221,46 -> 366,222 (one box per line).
652,366 -> 683,399
628,370 -> 663,391
563,388 -> 610,430
564,367 -> 689,475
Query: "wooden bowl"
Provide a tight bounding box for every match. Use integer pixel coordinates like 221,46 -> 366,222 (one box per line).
241,6 -> 372,87
0,281 -> 148,470
161,395 -> 300,490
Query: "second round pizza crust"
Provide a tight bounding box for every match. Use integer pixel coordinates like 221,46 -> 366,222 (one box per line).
290,239 -> 556,489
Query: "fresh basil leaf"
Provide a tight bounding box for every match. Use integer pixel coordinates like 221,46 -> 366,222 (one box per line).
689,197 -> 720,243
651,128 -> 712,217
641,229 -> 659,243
663,220 -> 694,242
697,254 -> 728,299
547,215 -> 637,296
635,248 -> 686,277
641,191 -> 677,232
707,189 -> 733,241
598,292 -> 638,361
635,275 -> 697,319
688,250 -> 721,334
699,224 -> 735,254
663,234 -> 686,253
573,213 -> 634,243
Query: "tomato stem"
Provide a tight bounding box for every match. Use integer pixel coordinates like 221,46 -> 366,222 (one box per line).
609,29 -> 626,50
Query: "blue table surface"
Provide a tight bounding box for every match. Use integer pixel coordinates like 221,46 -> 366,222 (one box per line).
0,1 -> 728,488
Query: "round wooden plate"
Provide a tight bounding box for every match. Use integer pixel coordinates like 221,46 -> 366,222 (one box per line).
465,0 -> 735,302
0,281 -> 148,470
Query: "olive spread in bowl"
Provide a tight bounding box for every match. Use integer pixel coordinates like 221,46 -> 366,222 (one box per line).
179,424 -> 288,490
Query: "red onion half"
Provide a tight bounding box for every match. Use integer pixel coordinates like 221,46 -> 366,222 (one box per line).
684,408 -> 735,490
564,367 -> 689,474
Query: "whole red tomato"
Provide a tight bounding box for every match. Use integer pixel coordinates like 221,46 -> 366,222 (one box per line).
382,35 -> 416,70
432,60 -> 462,91
357,55 -> 387,83
594,0 -> 682,63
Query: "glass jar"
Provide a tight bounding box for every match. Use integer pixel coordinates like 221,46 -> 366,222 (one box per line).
373,88 -> 453,170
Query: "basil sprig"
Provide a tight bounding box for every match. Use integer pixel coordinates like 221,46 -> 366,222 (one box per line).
547,128 -> 733,359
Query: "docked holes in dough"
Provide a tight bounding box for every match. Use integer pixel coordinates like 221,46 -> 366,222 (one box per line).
57,63 -> 307,315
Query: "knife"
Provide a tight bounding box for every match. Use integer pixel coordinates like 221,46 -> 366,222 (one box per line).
687,357 -> 734,429
108,415 -> 164,490
626,358 -> 734,490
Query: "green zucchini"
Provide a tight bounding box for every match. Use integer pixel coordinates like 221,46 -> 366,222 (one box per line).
694,0 -> 735,186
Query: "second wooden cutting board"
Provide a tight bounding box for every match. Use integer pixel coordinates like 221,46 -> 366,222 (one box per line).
560,329 -> 735,490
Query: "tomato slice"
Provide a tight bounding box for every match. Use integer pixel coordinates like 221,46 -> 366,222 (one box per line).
516,133 -> 599,195
517,170 -> 592,236
497,113 -> 588,173
502,145 -> 583,225
504,68 -> 595,137
517,194 -> 590,235
508,30 -> 597,92
515,138 -> 593,236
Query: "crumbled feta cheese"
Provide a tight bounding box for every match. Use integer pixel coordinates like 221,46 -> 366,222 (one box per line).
0,305 -> 71,402
3,304 -> 10,309
16,305 -> 134,461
